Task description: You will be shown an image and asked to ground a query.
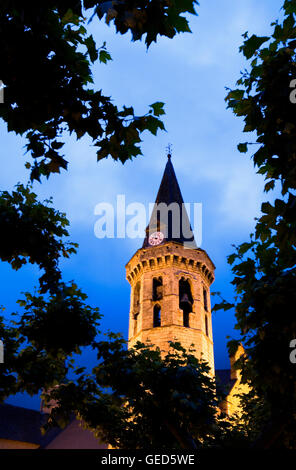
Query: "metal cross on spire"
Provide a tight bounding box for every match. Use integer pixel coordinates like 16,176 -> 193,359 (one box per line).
166,143 -> 173,159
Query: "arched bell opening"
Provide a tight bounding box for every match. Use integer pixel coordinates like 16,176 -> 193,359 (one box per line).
152,277 -> 163,301
179,278 -> 193,327
183,311 -> 190,328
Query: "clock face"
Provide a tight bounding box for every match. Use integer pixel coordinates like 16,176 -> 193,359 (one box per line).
148,231 -> 164,246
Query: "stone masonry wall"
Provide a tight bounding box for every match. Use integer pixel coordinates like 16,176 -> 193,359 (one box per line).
126,242 -> 215,375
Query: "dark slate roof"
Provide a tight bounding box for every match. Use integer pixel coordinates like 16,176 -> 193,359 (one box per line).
0,403 -> 43,444
215,369 -> 236,394
142,155 -> 196,248
0,403 -> 63,447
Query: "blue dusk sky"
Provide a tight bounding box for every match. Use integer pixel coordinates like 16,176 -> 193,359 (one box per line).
1,0 -> 284,409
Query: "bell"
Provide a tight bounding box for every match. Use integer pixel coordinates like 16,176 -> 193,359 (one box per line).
180,293 -> 192,310
156,285 -> 163,300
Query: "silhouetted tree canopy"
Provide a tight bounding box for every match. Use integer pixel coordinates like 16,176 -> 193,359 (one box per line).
44,340 -> 247,449
0,1 -> 198,180
213,0 -> 296,448
1,0 -> 296,450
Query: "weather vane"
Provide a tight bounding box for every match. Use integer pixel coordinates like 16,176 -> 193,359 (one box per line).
166,143 -> 173,159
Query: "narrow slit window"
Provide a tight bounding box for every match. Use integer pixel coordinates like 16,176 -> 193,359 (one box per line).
153,304 -> 161,327
203,288 -> 208,312
134,313 -> 139,335
205,314 -> 209,337
134,282 -> 141,311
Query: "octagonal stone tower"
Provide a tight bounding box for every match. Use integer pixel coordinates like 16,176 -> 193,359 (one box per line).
125,154 -> 215,374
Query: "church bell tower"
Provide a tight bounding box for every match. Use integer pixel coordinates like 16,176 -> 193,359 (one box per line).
125,153 -> 215,373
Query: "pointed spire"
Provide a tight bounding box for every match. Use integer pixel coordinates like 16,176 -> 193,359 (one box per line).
142,152 -> 196,248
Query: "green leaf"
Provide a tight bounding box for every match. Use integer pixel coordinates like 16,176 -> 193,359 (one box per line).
238,143 -> 248,153
212,301 -> 234,312
227,253 -> 237,265
149,102 -> 165,117
261,202 -> 273,214
146,116 -> 166,136
51,141 -> 65,150
264,180 -> 275,193
227,89 -> 245,101
284,0 -> 296,15
85,35 -> 98,63
61,9 -> 79,26
99,49 -> 112,64
240,35 -> 269,59
237,243 -> 251,256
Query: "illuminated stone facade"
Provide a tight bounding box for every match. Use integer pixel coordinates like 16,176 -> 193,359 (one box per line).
126,155 -> 215,375
126,242 -> 215,374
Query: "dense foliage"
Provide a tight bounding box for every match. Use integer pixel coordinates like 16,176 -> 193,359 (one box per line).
0,0 -> 198,402
45,340 -> 247,449
0,1 -> 198,180
216,0 -> 296,448
2,0 -> 296,449
0,1 -> 227,450
0,184 -> 77,293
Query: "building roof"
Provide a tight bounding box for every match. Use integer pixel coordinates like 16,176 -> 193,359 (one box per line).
142,155 -> 196,248
215,369 -> 236,394
0,403 -> 106,449
0,403 -> 63,447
